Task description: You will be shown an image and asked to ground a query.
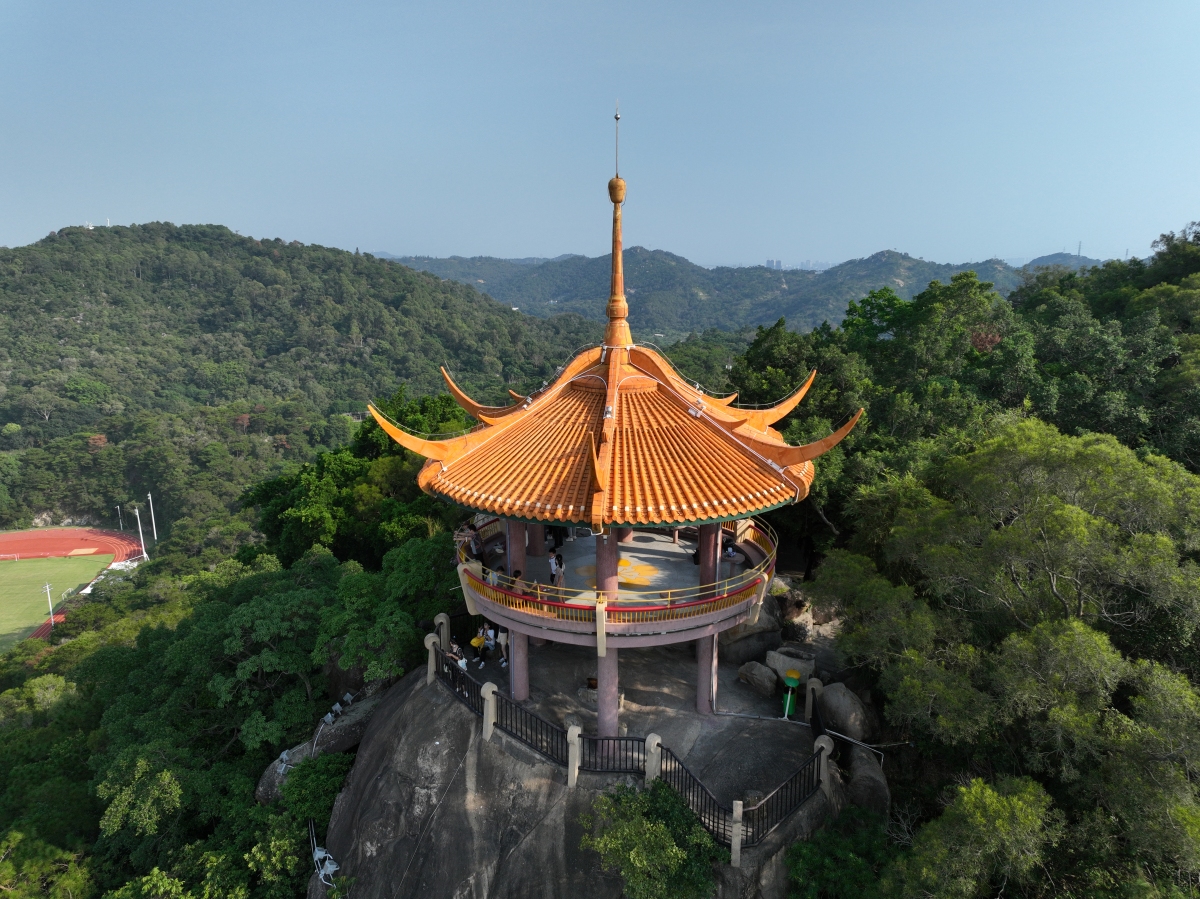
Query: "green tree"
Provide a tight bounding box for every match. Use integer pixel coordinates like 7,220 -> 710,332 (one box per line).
884,777 -> 1061,899
582,781 -> 727,899
786,807 -> 895,899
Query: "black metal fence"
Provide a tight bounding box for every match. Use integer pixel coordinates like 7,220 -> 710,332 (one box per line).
435,649 -> 484,715
579,736 -> 646,774
742,750 -> 822,845
431,643 -> 823,849
660,747 -> 733,846
494,693 -> 570,765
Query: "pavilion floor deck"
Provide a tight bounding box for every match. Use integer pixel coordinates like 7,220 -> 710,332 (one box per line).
503,529 -> 749,598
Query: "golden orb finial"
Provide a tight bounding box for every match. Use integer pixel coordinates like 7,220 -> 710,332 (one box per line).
608,177 -> 626,204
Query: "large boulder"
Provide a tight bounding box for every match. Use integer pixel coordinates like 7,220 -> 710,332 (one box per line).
811,601 -> 837,626
845,745 -> 890,816
817,683 -> 871,741
764,646 -> 816,684
738,662 -> 778,698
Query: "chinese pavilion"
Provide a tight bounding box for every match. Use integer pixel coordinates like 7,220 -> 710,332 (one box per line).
370,170 -> 861,737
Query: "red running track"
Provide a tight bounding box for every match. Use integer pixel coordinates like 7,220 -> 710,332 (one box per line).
1,528 -> 144,642
30,614 -> 68,641
0,527 -> 143,563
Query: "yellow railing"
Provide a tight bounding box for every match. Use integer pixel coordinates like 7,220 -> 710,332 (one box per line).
464,568 -> 766,627
457,517 -> 777,624
469,576 -> 597,623
603,580 -> 762,624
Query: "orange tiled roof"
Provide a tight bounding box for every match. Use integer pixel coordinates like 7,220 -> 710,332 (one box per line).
369,175 -> 862,530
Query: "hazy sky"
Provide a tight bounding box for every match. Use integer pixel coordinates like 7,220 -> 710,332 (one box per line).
2,1 -> 1197,267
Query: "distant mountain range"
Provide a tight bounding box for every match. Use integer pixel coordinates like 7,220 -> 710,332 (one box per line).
379,249 -> 1106,341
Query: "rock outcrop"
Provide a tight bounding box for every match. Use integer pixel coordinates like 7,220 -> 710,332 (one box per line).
720,596 -> 782,664
311,669 -> 841,899
256,692 -> 385,804
310,672 -> 625,899
844,745 -> 890,816
817,683 -> 871,741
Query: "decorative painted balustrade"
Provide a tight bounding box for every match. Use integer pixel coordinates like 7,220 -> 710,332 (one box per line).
455,517 -> 778,637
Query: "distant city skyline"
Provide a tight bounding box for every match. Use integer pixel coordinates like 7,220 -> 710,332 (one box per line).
1,2 -> 1197,264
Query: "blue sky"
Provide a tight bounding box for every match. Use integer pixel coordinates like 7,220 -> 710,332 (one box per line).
1,1 -> 1196,267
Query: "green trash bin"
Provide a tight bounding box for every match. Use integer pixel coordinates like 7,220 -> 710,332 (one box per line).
782,669 -> 801,719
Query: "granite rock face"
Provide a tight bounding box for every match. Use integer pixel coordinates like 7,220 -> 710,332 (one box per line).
311,669 -> 841,899
310,672 -> 623,899
720,630 -> 783,666
719,596 -> 784,664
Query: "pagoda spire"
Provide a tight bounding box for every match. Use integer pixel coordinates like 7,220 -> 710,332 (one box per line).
604,108 -> 632,347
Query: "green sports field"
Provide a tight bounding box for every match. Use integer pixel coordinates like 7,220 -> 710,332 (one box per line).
0,555 -> 114,651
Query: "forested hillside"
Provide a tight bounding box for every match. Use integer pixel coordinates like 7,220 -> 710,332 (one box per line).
729,222 -> 1200,897
394,247 -> 1027,340
0,225 -> 602,568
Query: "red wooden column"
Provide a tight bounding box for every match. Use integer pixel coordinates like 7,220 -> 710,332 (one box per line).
506,520 -> 527,579
695,523 -> 722,716
595,530 -> 621,736
597,646 -> 620,736
698,523 -> 721,596
527,522 -> 547,557
696,633 -> 716,715
596,530 -> 620,599
510,630 -> 530,701
615,527 -> 634,543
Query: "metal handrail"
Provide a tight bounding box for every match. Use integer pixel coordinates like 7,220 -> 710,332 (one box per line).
659,746 -> 734,846
742,749 -> 822,844
494,692 -> 570,765
579,735 -> 646,774
434,648 -> 485,715
463,572 -> 764,627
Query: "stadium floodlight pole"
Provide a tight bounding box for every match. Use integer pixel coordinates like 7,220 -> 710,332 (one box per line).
44,583 -> 54,630
134,507 -> 148,561
116,505 -> 124,532
147,492 -> 158,542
